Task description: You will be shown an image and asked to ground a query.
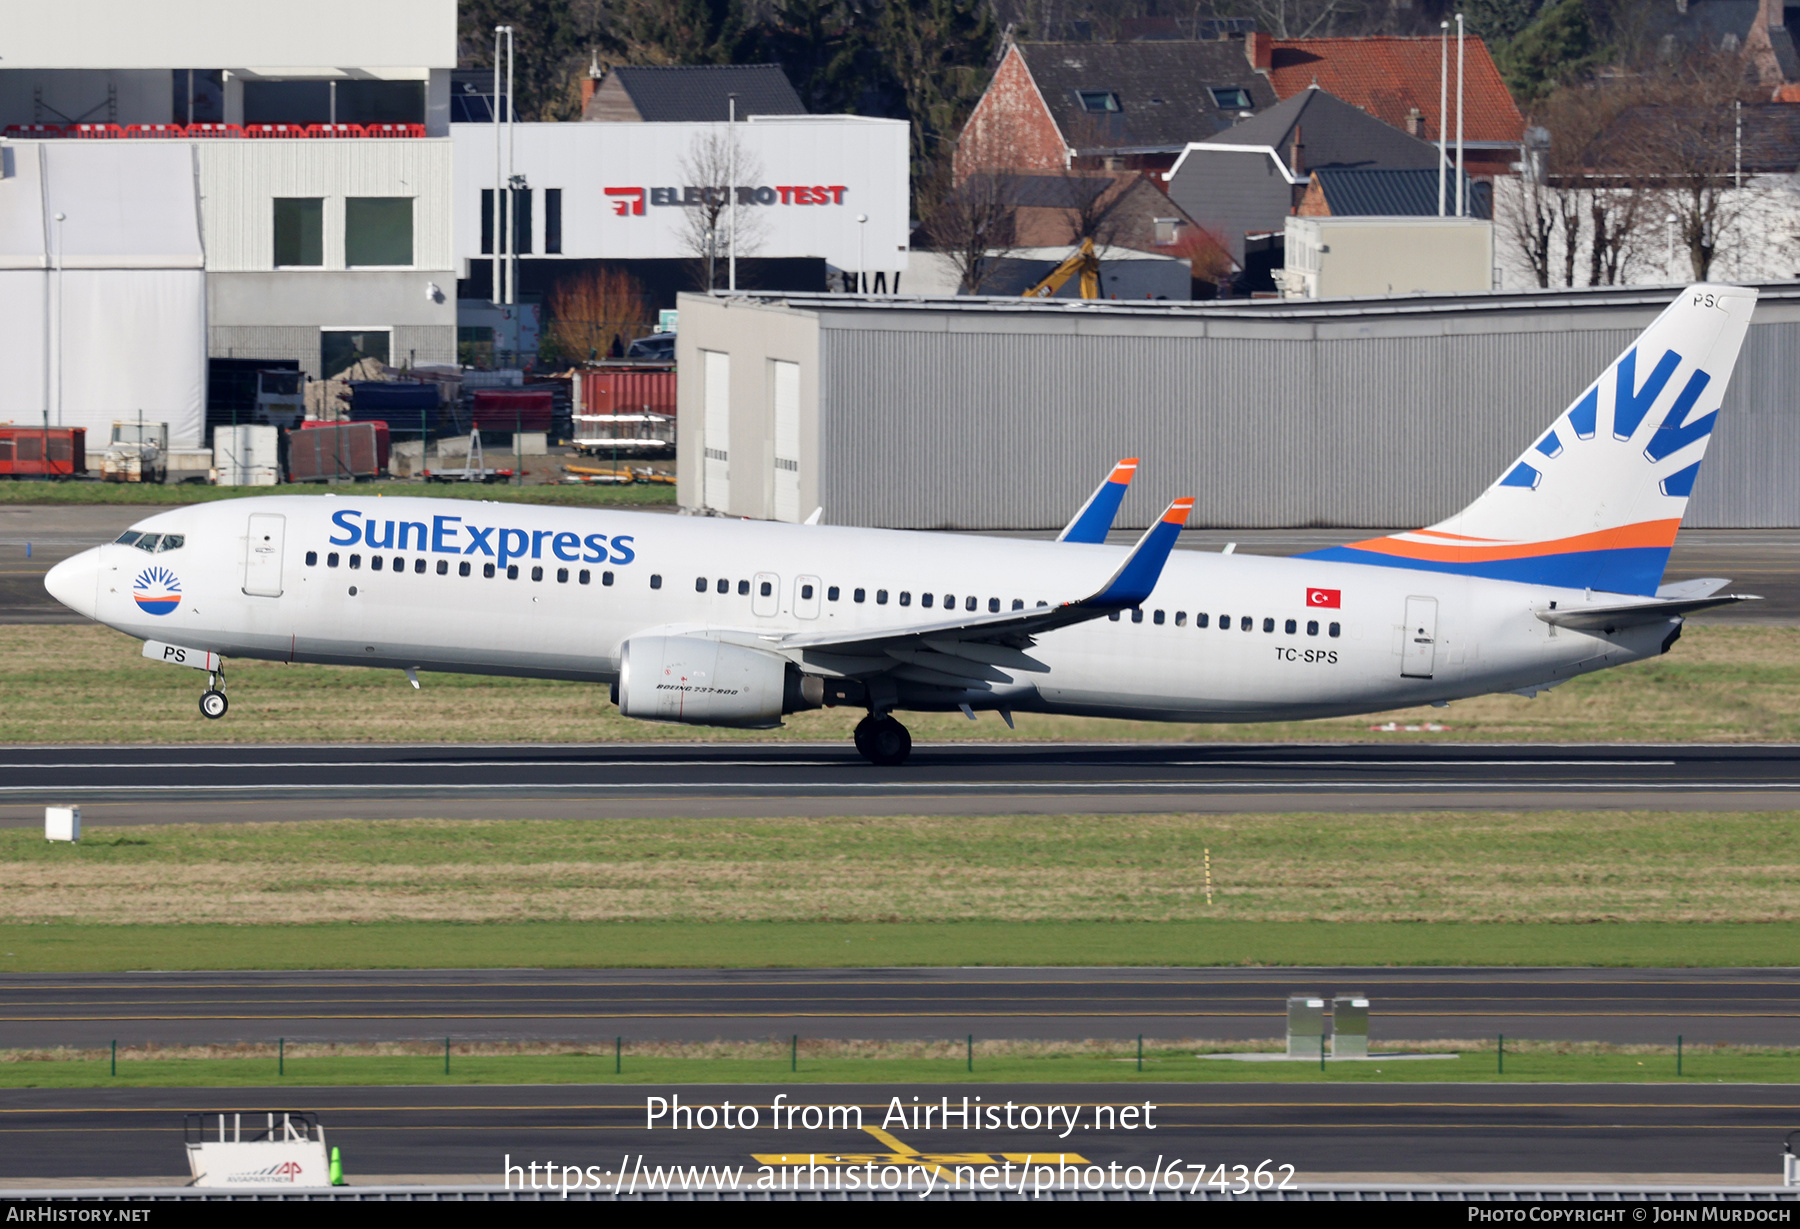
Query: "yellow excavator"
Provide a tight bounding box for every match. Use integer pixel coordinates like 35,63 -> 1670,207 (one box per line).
1021,237 -> 1101,299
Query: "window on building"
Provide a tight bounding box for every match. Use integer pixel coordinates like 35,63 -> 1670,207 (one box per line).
1076,90 -> 1121,112
244,80 -> 330,125
510,189 -> 532,255
545,188 -> 562,254
171,69 -> 224,125
1152,217 -> 1181,247
273,198 -> 323,267
321,330 -> 390,380
335,80 -> 424,126
345,197 -> 413,266
1209,86 -> 1252,109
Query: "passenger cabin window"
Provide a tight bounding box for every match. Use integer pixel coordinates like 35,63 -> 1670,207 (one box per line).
415,558 -> 426,574
1329,622 -> 1341,637
484,563 -> 496,578
1012,599 -> 1023,610
854,588 -> 866,603
1285,618 -> 1296,634
1240,616 -> 1252,631
327,552 -> 340,568
650,574 -> 662,589
1195,613 -> 1208,628
460,562 -> 471,577
759,580 -> 772,597
1175,612 -> 1187,626
828,586 -> 840,601
696,578 -> 708,593
801,583 -> 815,600
1263,617 -> 1275,633
1109,611 -> 1121,622
436,559 -> 447,575
305,551 -> 318,566
603,571 -> 615,586
1131,609 -> 1144,623
371,557 -> 384,572
1307,620 -> 1319,636
899,591 -> 911,606
988,598 -> 1000,613
922,593 -> 935,608
876,589 -> 888,605
716,578 -> 728,594
737,580 -> 749,595
579,570 -> 590,584
1153,610 -> 1165,625
557,568 -> 569,583
966,596 -> 978,612
349,554 -> 362,569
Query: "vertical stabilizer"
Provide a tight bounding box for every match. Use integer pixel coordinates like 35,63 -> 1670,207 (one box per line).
1301,285 -> 1756,596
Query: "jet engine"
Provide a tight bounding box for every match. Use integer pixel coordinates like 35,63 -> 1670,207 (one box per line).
616,635 -> 823,728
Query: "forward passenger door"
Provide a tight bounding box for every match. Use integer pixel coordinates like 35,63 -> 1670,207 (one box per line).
243,514 -> 285,597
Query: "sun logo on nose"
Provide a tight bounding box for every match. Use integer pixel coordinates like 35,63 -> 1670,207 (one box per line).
133,565 -> 181,616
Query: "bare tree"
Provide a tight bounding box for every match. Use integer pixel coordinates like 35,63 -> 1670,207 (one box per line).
921,169 -> 1021,293
1635,55 -> 1761,281
1215,0 -> 1373,38
677,125 -> 768,292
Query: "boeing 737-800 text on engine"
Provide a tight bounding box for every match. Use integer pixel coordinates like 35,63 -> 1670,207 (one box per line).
45,285 -> 1760,765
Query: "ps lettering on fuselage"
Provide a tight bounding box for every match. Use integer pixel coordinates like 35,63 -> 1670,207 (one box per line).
326,509 -> 636,570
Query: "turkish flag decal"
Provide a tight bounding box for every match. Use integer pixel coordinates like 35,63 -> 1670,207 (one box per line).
1306,588 -> 1342,608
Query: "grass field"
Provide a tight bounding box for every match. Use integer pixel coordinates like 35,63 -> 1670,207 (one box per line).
0,480 -> 675,508
5,622 -> 1797,744
0,1040 -> 1786,1088
1,809 -> 1797,969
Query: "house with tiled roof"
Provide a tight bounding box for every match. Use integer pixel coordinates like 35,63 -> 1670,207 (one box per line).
580,65 -> 806,123
954,39 -> 1279,180
1248,32 -> 1524,177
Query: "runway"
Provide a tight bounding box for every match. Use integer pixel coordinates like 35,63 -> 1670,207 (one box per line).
2,1082 -> 1793,1182
3,967 -> 1795,1049
6,741 -> 1800,824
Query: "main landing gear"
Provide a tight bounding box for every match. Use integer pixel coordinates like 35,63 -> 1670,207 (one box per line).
199,668 -> 229,720
853,713 -> 911,766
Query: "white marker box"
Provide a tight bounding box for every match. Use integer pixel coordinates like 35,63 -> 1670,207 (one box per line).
45,806 -> 80,842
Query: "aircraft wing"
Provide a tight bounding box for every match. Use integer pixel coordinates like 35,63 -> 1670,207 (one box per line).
1058,458 -> 1138,544
1536,592 -> 1760,631
767,497 -> 1192,677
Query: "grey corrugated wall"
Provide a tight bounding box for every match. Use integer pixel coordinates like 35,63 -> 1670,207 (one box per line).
812,299 -> 1800,530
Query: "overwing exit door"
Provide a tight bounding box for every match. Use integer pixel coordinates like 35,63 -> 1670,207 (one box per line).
1401,596 -> 1438,678
243,513 -> 286,597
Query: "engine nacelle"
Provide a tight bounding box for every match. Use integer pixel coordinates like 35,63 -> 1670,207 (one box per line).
617,635 -> 803,728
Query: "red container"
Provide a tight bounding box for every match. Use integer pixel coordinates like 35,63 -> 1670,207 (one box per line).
580,368 -> 676,417
288,423 -> 382,482
0,427 -> 85,477
472,389 -> 554,433
303,418 -> 389,472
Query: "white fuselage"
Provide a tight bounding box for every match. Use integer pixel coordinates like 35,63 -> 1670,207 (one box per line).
65,494 -> 1673,723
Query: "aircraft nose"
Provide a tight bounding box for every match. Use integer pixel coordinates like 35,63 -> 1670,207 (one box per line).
44,547 -> 100,620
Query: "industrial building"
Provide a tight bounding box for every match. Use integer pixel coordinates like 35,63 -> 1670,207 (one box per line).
0,0 -> 459,444
675,282 -> 1800,530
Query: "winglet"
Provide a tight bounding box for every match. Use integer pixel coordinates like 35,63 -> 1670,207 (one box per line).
1057,458 -> 1139,543
1088,497 -> 1193,607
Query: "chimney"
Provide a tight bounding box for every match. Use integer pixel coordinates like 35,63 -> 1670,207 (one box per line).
1407,106 -> 1425,138
1248,30 -> 1273,71
1289,124 -> 1305,176
580,50 -> 602,110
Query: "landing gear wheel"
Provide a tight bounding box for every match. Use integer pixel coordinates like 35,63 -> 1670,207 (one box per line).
199,689 -> 229,720
852,715 -> 876,759
857,715 -> 911,767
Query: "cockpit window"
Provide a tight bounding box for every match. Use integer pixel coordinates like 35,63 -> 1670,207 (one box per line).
116,531 -> 184,553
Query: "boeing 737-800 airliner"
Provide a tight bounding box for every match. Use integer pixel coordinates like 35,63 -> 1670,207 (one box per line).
46,285 -> 1759,765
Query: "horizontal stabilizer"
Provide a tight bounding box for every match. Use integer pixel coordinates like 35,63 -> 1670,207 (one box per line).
1536,593 -> 1760,631
1655,577 -> 1733,600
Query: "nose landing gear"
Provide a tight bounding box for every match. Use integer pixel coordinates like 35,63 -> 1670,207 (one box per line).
852,713 -> 911,766
199,669 -> 229,720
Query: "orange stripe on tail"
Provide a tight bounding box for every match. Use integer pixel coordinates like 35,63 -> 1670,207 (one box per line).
1342,518 -> 1682,564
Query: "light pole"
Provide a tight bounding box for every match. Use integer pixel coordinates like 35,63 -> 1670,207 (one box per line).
492,26 -> 505,311
727,93 -> 737,293
52,212 -> 65,471
1455,11 -> 1466,218
855,213 -> 868,294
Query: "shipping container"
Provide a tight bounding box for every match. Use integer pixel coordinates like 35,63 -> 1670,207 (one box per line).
580,368 -> 676,418
214,424 -> 279,487
471,388 -> 554,433
303,418 -> 390,472
0,427 -> 86,477
287,422 -> 383,482
347,382 -> 439,435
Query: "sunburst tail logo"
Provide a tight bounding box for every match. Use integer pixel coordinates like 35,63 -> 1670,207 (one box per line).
133,565 -> 181,616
